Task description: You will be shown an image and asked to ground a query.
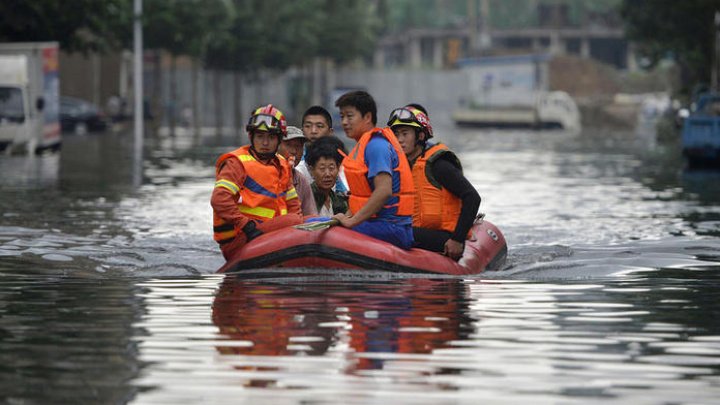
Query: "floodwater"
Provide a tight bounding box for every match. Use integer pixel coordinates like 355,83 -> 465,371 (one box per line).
1,125 -> 719,404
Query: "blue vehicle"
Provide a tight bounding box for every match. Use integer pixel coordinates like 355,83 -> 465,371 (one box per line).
682,93 -> 720,166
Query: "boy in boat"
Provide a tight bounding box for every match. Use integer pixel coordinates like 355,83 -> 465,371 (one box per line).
211,104 -> 303,259
332,91 -> 415,249
388,104 -> 481,260
279,126 -> 317,216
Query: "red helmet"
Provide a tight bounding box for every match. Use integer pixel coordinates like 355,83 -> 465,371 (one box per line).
246,104 -> 287,137
387,106 -> 433,139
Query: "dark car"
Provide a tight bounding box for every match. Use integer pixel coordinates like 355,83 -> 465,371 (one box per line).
60,96 -> 108,134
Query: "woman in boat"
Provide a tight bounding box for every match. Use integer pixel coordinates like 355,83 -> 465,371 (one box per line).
305,136 -> 349,216
388,104 -> 481,260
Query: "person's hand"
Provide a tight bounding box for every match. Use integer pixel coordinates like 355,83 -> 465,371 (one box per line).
332,212 -> 356,228
443,239 -> 464,261
241,220 -> 263,242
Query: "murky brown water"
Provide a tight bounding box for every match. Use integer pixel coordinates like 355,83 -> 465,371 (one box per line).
1,127 -> 719,404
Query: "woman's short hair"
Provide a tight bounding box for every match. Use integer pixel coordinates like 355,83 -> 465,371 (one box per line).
305,136 -> 347,167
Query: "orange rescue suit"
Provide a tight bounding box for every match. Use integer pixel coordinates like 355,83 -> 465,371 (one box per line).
343,127 -> 414,217
213,145 -> 295,244
412,143 -> 464,234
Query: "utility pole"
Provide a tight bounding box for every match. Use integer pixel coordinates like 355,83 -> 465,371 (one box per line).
468,0 -> 490,55
467,0 -> 477,55
479,0 -> 490,50
713,11 -> 720,92
133,0 -> 144,187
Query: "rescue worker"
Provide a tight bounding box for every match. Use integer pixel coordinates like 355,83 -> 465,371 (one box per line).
211,104 -> 303,259
332,91 -> 414,249
388,105 -> 481,260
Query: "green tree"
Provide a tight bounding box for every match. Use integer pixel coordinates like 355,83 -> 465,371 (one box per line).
0,0 -> 131,53
621,0 -> 718,94
143,0 -> 232,134
319,0 -> 377,64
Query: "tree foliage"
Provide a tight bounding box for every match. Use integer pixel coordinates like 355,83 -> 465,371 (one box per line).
318,0 -> 378,64
144,0 -> 231,58
620,0 -> 718,93
206,0 -> 377,72
0,0 -> 131,53
206,0 -> 322,72
0,0 -> 379,70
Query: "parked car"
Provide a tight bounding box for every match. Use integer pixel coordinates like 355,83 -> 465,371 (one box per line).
60,96 -> 108,134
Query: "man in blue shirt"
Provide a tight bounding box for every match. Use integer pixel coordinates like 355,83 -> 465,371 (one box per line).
331,91 -> 415,249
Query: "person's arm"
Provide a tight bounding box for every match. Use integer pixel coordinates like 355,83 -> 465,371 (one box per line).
284,182 -> 303,216
333,173 -> 391,227
333,135 -> 393,227
294,170 -> 318,216
431,157 -> 481,258
211,158 -> 252,230
211,159 -> 265,241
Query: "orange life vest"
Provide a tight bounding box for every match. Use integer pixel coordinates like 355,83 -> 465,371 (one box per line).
343,127 -> 414,218
213,146 -> 295,244
412,143 -> 464,234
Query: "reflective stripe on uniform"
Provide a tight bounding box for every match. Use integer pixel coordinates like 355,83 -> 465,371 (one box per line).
244,176 -> 280,199
215,179 -> 240,194
286,187 -> 297,200
238,205 -> 277,219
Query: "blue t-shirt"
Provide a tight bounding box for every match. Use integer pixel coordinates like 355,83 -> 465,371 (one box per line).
364,134 -> 412,225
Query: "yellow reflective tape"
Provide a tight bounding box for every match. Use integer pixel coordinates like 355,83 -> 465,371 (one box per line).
274,110 -> 283,120
286,187 -> 298,200
280,208 -> 288,215
215,179 -> 240,194
238,205 -> 276,219
214,229 -> 235,240
239,154 -> 256,162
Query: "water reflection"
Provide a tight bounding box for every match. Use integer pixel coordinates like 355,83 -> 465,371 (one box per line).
212,276 -> 473,377
131,273 -> 720,403
0,154 -> 59,190
0,276 -> 142,403
59,133 -> 138,194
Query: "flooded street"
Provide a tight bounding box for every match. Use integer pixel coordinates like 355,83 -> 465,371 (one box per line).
1,126 -> 719,404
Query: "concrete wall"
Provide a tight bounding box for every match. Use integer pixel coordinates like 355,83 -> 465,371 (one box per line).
148,65 -> 468,133
332,68 -> 466,131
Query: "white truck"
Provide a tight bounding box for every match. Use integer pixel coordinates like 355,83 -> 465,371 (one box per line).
0,42 -> 61,154
451,54 -> 581,131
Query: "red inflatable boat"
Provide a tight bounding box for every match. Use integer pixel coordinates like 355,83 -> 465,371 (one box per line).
217,217 -> 507,276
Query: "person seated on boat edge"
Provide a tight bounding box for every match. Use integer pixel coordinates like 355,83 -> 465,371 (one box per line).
297,105 -> 349,195
332,90 -> 415,250
305,136 -> 349,216
211,104 -> 303,260
389,104 -> 481,261
279,125 -> 318,216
